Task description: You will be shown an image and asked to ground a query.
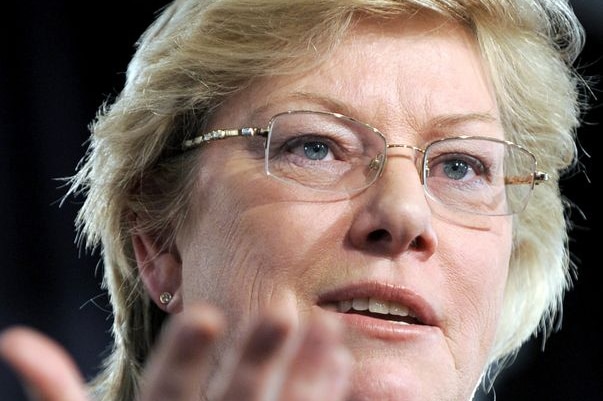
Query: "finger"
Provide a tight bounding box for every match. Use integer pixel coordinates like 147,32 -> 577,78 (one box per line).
138,303 -> 225,401
0,326 -> 90,401
215,313 -> 292,401
279,312 -> 352,401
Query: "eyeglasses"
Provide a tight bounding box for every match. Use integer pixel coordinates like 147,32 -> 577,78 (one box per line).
182,110 -> 548,216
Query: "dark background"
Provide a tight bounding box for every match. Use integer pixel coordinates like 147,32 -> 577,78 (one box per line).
1,1 -> 600,400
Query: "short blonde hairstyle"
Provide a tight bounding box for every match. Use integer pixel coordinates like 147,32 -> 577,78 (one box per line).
69,1 -> 585,400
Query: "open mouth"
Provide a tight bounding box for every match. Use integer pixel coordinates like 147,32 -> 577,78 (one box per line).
320,297 -> 423,325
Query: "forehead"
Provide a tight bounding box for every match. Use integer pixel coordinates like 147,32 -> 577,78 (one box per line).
211,12 -> 499,141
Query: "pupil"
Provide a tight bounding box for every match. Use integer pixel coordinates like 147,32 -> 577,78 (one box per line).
304,142 -> 328,160
443,160 -> 468,180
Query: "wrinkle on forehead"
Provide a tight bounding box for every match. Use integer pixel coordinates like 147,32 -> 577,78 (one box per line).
213,10 -> 500,143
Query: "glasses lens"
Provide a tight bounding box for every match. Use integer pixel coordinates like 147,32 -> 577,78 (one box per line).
265,111 -> 386,193
423,137 -> 536,216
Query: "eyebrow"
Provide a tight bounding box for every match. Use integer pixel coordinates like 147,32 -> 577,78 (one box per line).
249,92 -> 355,122
250,92 -> 498,129
428,112 -> 497,129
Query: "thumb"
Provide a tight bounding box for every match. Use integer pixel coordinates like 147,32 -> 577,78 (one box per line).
0,326 -> 90,401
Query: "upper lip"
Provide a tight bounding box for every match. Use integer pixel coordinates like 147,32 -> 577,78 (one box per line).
316,280 -> 439,327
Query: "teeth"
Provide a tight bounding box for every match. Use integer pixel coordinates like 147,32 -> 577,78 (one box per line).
339,300 -> 352,312
368,298 -> 389,314
389,302 -> 410,317
338,297 -> 413,317
352,298 -> 368,311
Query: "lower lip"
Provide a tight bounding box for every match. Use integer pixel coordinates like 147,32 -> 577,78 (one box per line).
321,308 -> 439,342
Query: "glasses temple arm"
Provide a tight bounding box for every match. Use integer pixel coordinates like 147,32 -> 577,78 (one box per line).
182,127 -> 269,150
505,171 -> 549,185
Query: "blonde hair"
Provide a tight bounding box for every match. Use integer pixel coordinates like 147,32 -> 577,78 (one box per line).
68,0 -> 585,399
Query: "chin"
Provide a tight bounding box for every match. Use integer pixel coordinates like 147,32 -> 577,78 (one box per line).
347,359 -> 425,401
346,357 -> 469,401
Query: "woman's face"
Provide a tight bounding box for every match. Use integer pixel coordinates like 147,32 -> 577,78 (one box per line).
177,14 -> 512,401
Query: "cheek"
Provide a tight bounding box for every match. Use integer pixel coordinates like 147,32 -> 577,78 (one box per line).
179,169 -> 350,323
438,219 -> 512,365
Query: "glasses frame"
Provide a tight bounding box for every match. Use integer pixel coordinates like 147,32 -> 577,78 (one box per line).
182,110 -> 549,214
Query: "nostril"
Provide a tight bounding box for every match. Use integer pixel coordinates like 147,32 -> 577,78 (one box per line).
367,229 -> 391,243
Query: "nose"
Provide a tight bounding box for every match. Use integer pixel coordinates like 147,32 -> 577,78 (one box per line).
348,153 -> 438,258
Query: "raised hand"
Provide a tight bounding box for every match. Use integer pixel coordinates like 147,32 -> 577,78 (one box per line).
1,303 -> 352,401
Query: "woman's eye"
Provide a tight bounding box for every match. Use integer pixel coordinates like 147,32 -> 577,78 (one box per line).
442,159 -> 471,180
302,141 -> 331,160
430,154 -> 486,181
286,136 -> 336,161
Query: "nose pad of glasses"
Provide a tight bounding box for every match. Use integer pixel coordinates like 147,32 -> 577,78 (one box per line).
368,153 -> 386,175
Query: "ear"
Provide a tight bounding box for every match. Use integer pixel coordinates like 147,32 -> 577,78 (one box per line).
132,231 -> 183,313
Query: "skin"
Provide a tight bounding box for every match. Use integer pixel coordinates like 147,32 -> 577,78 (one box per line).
0,12 -> 512,401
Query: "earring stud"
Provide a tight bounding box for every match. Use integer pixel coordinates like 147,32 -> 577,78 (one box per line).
159,292 -> 173,305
